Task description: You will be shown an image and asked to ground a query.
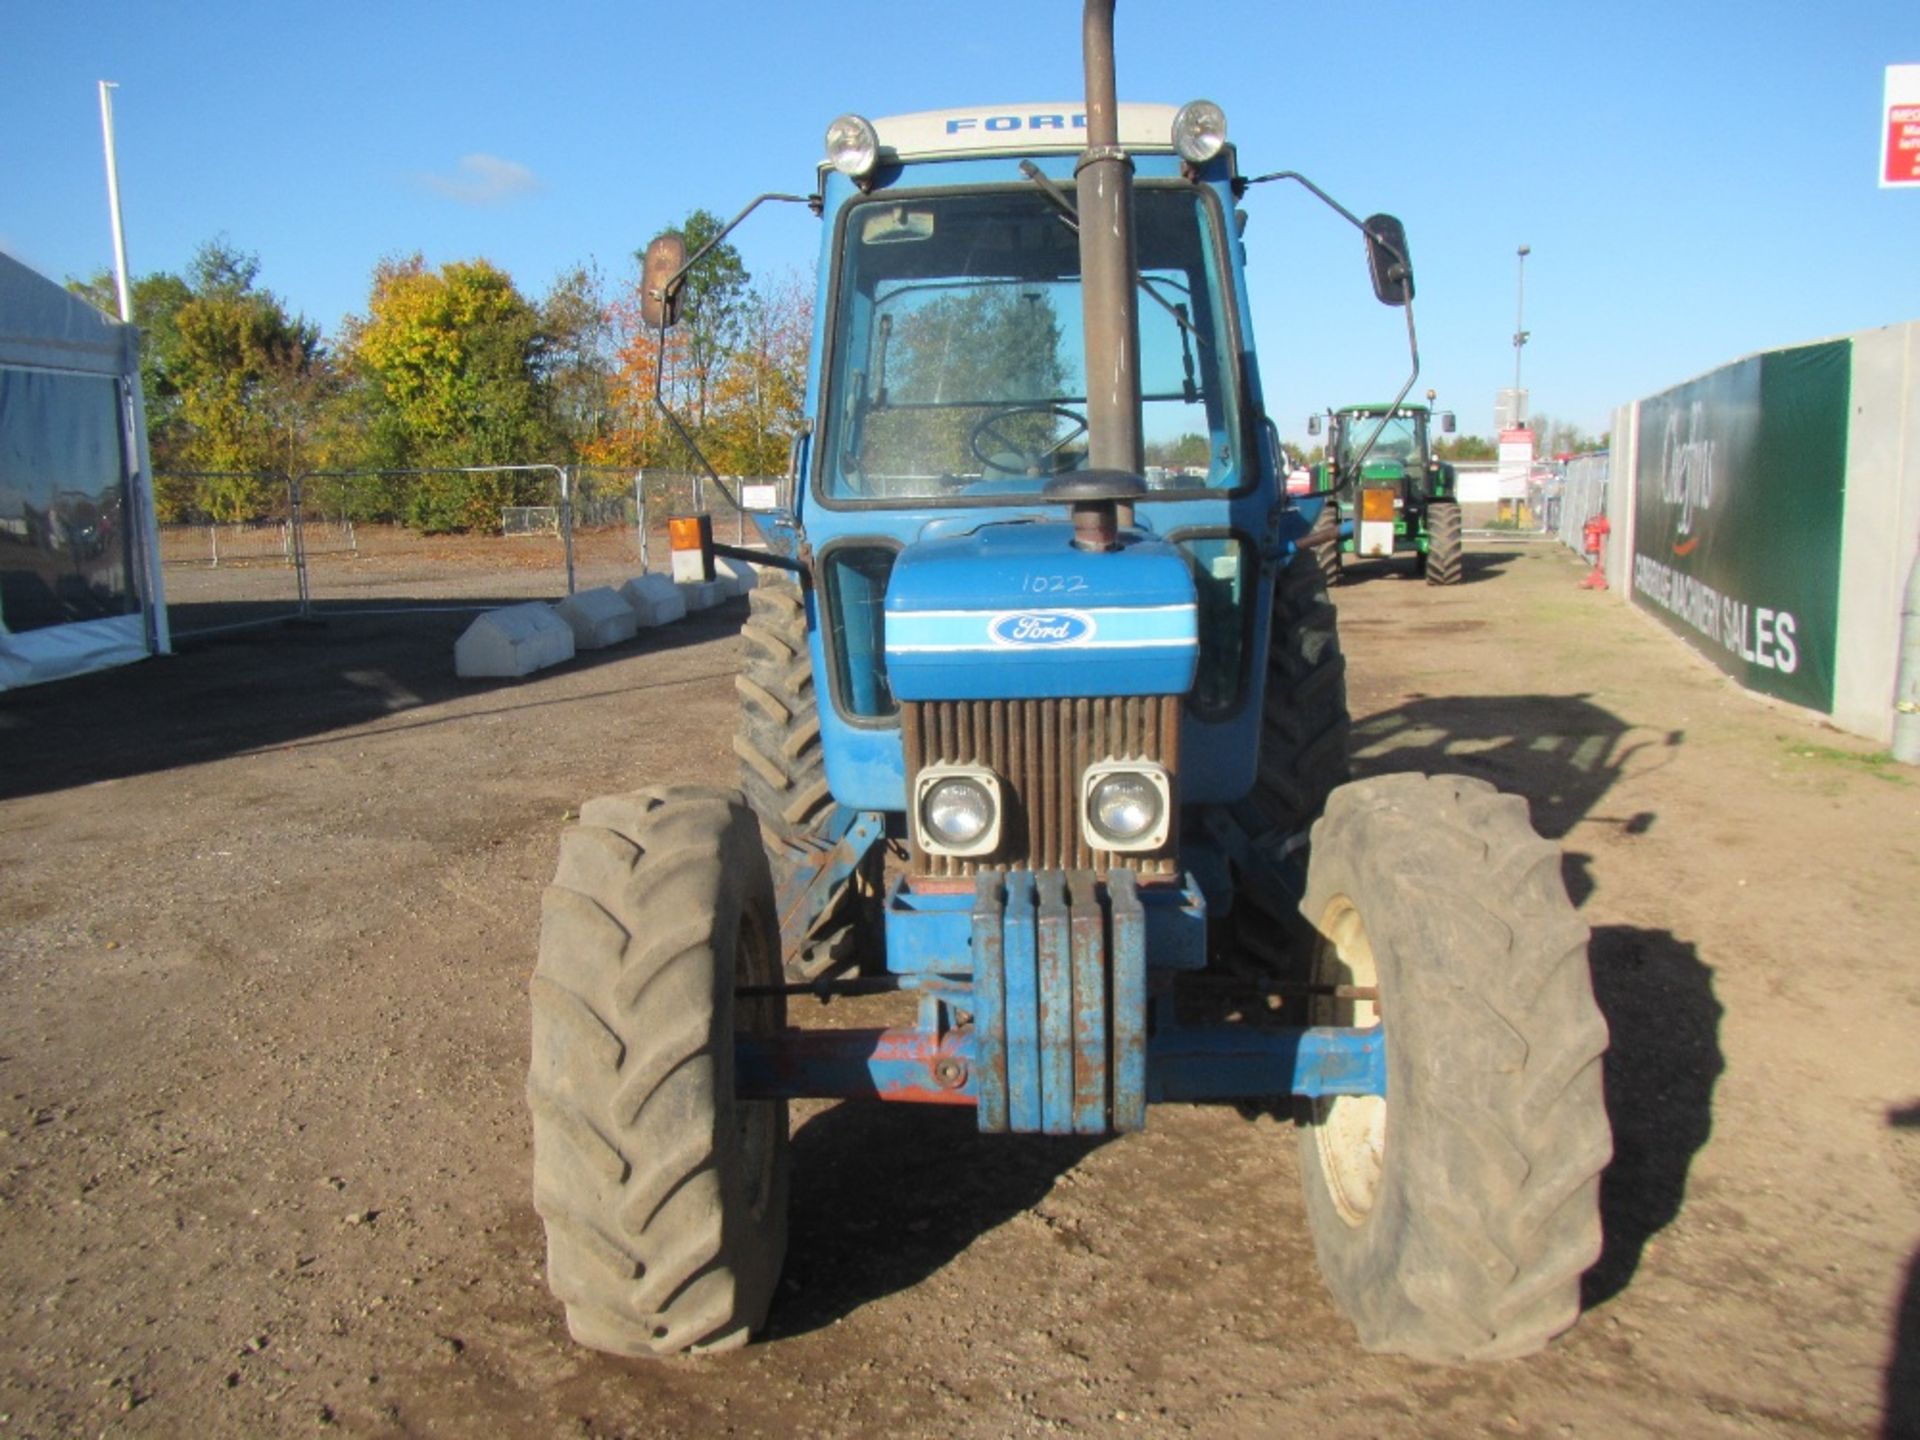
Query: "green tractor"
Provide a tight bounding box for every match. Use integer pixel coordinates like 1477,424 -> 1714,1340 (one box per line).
1307,396 -> 1462,585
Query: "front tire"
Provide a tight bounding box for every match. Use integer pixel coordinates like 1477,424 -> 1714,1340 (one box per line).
1424,501 -> 1463,586
1297,773 -> 1611,1362
528,786 -> 789,1357
734,576 -> 881,980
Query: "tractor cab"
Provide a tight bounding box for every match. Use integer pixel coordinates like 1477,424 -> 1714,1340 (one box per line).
797,104 -> 1270,838
1333,404 -> 1429,486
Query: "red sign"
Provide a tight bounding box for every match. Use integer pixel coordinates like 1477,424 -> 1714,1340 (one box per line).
1887,105 -> 1920,185
1884,66 -> 1920,189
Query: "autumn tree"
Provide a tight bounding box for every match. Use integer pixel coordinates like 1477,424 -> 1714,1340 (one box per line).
68,268 -> 192,478
700,273 -> 812,476
73,241 -> 324,520
345,255 -> 558,531
648,209 -> 751,430
584,286 -> 677,469
589,213 -> 790,477
539,263 -> 614,458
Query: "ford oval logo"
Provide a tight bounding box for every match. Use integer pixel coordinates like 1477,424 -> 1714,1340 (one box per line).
988,610 -> 1096,647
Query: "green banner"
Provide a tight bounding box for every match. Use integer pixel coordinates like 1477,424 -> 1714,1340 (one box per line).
1630,340 -> 1849,712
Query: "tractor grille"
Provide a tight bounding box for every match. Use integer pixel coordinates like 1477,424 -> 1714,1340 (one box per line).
903,696 -> 1181,879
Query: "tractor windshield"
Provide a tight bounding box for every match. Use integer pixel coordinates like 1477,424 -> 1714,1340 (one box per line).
1339,411 -> 1425,471
817,184 -> 1241,503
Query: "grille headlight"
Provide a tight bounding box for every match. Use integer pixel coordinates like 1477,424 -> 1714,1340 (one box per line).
1172,100 -> 1228,164
1082,762 -> 1172,852
914,765 -> 1002,857
825,114 -> 881,178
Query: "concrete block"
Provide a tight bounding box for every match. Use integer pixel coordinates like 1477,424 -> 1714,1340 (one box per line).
679,578 -> 729,611
455,602 -> 574,678
554,587 -> 639,650
619,574 -> 687,627
715,555 -> 761,596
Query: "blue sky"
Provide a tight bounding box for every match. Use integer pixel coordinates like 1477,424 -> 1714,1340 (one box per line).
4,0 -> 1915,444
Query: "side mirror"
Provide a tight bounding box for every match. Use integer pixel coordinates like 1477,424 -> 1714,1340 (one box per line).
1440,411 -> 1456,434
1307,414 -> 1322,437
640,232 -> 687,329
1363,213 -> 1414,306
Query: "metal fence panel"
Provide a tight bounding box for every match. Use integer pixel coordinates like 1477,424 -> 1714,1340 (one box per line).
296,466 -> 576,613
155,473 -> 305,637
573,467 -> 778,576
1553,452 -> 1610,553
157,463 -> 786,634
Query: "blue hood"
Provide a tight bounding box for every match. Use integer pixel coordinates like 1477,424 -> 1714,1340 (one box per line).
883,521 -> 1199,701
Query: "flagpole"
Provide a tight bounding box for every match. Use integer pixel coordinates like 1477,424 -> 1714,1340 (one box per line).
98,81 -> 132,322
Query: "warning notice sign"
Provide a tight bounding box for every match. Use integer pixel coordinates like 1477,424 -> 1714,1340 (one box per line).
1884,64 -> 1920,188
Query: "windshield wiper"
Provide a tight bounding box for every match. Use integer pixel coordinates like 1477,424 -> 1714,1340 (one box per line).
1019,161 -> 1208,371
1020,160 -> 1080,229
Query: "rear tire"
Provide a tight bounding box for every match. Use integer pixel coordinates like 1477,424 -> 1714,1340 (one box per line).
528,786 -> 789,1358
1424,501 -> 1462,586
1296,773 -> 1611,1362
734,575 -> 881,980
1219,549 -> 1352,981
1308,498 -> 1343,588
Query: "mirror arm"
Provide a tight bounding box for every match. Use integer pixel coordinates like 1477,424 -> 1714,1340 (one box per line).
1336,302 -> 1422,477
1243,170 -> 1413,298
659,191 -> 813,310
1349,298 -> 1423,471
1245,168 -> 1419,472
646,190 -> 814,520
1243,169 -> 1368,232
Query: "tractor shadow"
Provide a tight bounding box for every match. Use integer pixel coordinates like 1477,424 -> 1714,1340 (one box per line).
1347,691 -> 1682,874
1345,690 -> 1717,1317
1581,926 -> 1724,1311
766,1102 -> 1102,1339
1886,1103 -> 1920,1440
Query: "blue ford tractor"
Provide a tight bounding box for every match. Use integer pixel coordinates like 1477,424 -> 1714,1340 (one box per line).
527,2 -> 1610,1365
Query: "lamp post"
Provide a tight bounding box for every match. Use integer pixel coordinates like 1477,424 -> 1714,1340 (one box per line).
1513,244 -> 1531,428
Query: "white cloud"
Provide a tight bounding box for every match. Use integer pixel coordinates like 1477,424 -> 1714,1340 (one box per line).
417,153 -> 542,206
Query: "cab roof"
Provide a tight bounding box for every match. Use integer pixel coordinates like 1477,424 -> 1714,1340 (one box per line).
1337,402 -> 1429,416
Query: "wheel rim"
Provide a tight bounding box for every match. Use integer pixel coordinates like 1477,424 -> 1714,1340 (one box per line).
733,906 -> 780,1224
1308,894 -> 1385,1227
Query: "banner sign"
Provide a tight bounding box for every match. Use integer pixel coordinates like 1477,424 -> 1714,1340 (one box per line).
1630,340 -> 1850,712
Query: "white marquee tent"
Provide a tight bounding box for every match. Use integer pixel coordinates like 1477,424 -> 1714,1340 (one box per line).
0,251 -> 168,689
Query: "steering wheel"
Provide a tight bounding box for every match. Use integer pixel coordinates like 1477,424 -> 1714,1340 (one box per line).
967,404 -> 1089,476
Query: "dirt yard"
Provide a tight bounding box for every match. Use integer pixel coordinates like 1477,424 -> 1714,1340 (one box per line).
1,539 -> 1915,1438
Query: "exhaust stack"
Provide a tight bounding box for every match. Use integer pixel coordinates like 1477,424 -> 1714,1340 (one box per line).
1077,0 -> 1143,477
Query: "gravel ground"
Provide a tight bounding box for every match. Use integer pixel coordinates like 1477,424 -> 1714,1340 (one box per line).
0,538 -> 1915,1438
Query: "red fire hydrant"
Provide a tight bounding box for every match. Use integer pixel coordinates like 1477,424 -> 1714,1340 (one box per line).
1580,514 -> 1611,590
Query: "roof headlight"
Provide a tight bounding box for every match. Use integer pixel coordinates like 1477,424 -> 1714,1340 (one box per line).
825,114 -> 881,178
1082,762 -> 1172,852
1172,100 -> 1228,164
915,765 -> 1002,857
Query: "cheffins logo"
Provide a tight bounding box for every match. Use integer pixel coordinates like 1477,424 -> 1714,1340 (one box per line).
1658,401 -> 1715,557
988,610 -> 1096,647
